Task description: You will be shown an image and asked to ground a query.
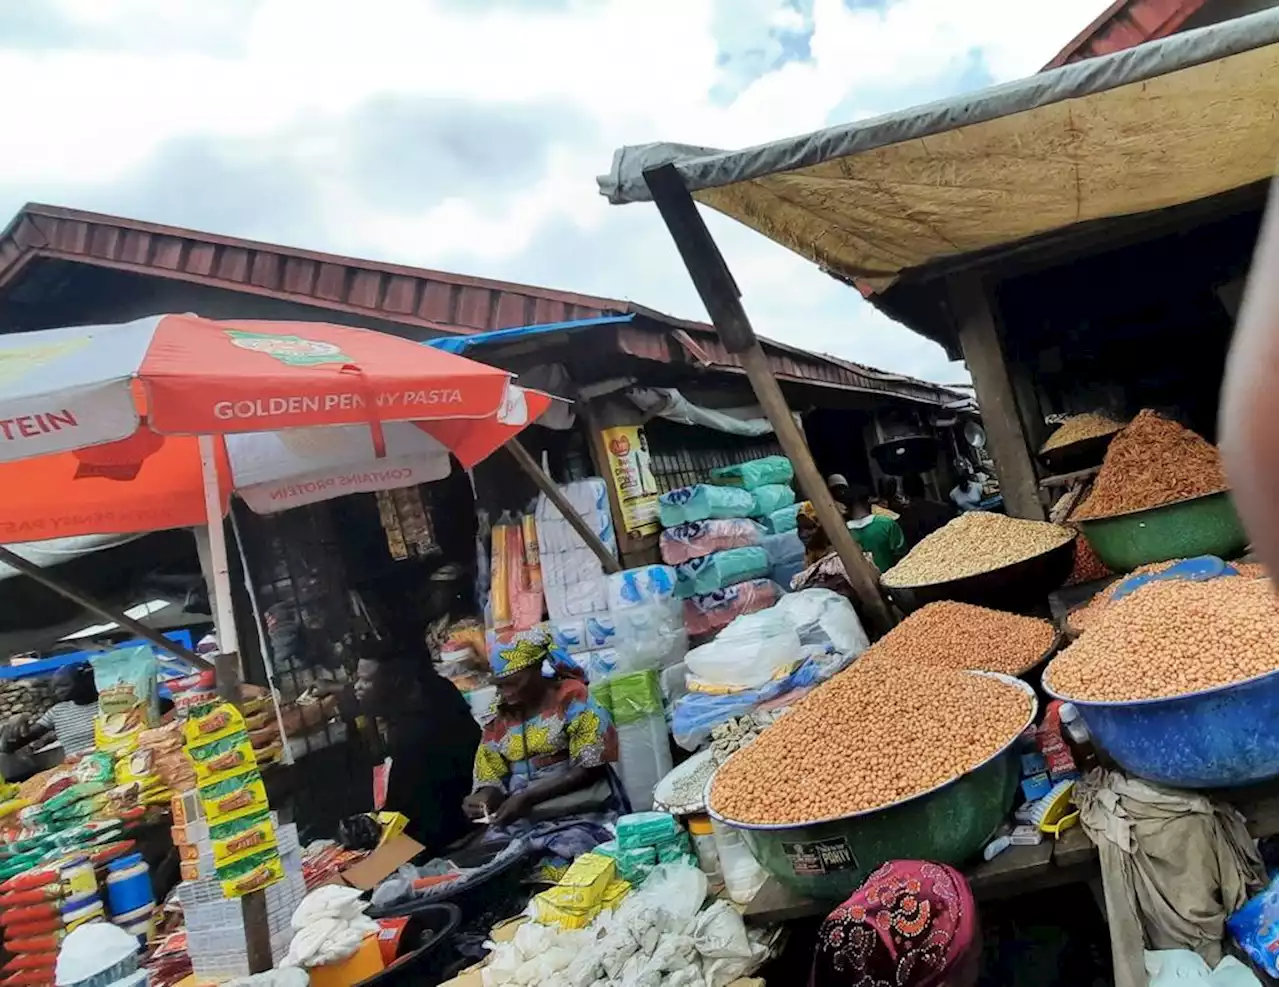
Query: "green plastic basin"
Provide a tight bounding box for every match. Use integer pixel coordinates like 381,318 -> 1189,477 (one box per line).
706,674 -> 1036,901
1077,491 -> 1247,572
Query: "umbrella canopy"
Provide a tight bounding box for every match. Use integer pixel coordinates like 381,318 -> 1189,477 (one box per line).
0,316 -> 553,541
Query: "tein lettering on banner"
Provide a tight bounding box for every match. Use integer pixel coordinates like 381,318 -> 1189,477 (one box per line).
0,410 -> 79,440
212,389 -> 465,420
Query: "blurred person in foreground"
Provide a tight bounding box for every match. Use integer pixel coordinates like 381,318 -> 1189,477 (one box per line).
1220,180 -> 1278,585
2,663 -> 98,759
811,860 -> 980,987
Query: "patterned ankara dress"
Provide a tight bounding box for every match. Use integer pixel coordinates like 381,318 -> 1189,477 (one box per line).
472,677 -> 622,875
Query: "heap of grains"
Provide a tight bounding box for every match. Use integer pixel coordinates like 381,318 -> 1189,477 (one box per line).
1045,577 -> 1278,702
1065,558 -> 1271,636
708,662 -> 1032,825
1040,413 -> 1126,453
1064,536 -> 1113,587
882,511 -> 1075,588
1072,411 -> 1228,520
858,601 -> 1056,676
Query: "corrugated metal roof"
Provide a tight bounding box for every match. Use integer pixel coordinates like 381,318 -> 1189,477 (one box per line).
427,314 -> 637,354
1044,0 -> 1210,68
0,203 -> 963,407
0,203 -> 626,335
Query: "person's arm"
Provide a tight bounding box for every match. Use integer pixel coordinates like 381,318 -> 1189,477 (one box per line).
491,764 -> 606,825
2,710 -> 53,753
886,519 -> 907,562
463,732 -> 511,820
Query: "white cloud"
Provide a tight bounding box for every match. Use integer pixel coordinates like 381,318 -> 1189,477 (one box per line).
0,0 -> 1111,383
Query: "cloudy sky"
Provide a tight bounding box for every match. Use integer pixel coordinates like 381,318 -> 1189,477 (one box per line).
1,0 -> 1109,384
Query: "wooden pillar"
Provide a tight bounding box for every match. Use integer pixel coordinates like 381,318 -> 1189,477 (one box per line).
947,274 -> 1044,521
643,164 -> 894,635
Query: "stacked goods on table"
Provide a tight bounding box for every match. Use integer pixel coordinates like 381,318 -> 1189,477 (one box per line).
856,602 -> 1056,676
531,850 -> 630,930
669,588 -> 869,751
709,661 -> 1034,826
607,811 -> 696,886
0,680 -> 53,727
659,456 -> 796,638
882,511 -> 1075,588
1039,412 -> 1126,454
181,704 -> 285,899
172,799 -> 305,981
1046,577 -> 1278,703
143,929 -> 194,987
1072,410 -> 1228,520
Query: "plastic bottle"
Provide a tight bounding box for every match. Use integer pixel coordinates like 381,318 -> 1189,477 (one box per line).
710,819 -> 768,904
1058,703 -> 1099,771
686,816 -> 723,891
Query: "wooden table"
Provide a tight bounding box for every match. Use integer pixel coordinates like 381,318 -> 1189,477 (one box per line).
744,785 -> 1277,927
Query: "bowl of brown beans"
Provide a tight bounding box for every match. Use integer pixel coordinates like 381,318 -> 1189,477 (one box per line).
705,665 -> 1037,899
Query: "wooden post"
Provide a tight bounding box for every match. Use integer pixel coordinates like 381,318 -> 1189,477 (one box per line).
0,546 -> 213,669
947,275 -> 1044,520
504,438 -> 622,574
642,164 -> 894,635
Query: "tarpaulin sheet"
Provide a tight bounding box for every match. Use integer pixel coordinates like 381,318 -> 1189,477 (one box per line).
599,10 -> 1278,291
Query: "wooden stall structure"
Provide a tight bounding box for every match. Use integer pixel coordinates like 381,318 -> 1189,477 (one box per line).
599,9 -> 1278,521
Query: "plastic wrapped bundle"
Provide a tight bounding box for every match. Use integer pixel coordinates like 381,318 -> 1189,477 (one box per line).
685,608 -> 802,689
674,547 -> 771,599
608,565 -> 687,671
709,455 -> 794,490
536,479 -> 618,620
658,485 -> 756,528
609,672 -> 674,813
757,503 -> 802,534
682,579 -> 782,637
760,530 -> 804,566
748,484 -> 796,516
771,558 -> 806,591
660,518 -> 763,566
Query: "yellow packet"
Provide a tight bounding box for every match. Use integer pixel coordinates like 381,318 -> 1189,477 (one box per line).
218,849 -> 283,898
182,704 -> 247,747
531,890 -> 599,930
540,852 -> 614,911
374,812 -> 409,844
0,798 -> 31,819
188,734 -> 257,783
601,878 -> 631,911
211,815 -> 277,866
198,767 -> 269,821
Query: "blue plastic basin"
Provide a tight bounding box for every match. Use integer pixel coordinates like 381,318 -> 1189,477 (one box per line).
1044,670 -> 1279,788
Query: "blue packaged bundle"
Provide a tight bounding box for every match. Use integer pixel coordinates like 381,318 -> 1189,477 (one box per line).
771,558 -> 806,591
709,455 -> 794,490
760,530 -> 804,565
674,547 -> 772,599
750,484 -> 796,516
758,503 -> 802,534
1228,873 -> 1278,978
659,484 -> 756,527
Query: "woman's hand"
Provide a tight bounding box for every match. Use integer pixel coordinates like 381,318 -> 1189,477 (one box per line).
462,787 -> 503,820
490,791 -> 531,827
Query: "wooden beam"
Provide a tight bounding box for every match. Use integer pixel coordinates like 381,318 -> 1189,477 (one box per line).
0,545 -> 213,669
642,164 -> 894,635
947,275 -> 1045,520
503,438 -> 622,574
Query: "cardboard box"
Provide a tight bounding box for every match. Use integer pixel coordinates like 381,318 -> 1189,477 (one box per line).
328,833 -> 425,890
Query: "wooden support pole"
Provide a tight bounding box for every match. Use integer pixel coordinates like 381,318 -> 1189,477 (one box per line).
504,438 -> 622,574
642,164 -> 894,635
0,545 -> 213,669
947,275 -> 1045,521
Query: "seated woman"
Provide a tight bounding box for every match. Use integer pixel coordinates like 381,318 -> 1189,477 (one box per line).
462,636 -> 626,875
811,860 -> 980,987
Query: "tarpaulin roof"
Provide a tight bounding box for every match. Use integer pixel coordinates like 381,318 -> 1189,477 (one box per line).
426,314 -> 636,354
599,10 -> 1278,294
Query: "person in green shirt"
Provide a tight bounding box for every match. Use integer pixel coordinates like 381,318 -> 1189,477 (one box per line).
843,486 -> 907,572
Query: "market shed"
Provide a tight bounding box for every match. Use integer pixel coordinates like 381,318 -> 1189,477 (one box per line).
599,9 -> 1278,519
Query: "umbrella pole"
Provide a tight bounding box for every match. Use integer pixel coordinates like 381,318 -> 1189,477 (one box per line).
0,545 -> 213,670
198,437 -> 273,974
504,438 -> 622,574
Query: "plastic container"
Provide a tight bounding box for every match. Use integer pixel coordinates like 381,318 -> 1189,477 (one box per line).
105,854 -> 153,917
62,897 -> 105,932
711,818 -> 768,905
1076,491 -> 1248,572
59,857 -> 96,900
687,816 -> 723,889
308,933 -> 385,987
1044,669 -> 1279,788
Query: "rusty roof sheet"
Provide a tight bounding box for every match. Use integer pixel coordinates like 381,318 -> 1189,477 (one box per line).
1043,0 -> 1211,68
0,203 -> 626,335
0,202 -> 960,407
